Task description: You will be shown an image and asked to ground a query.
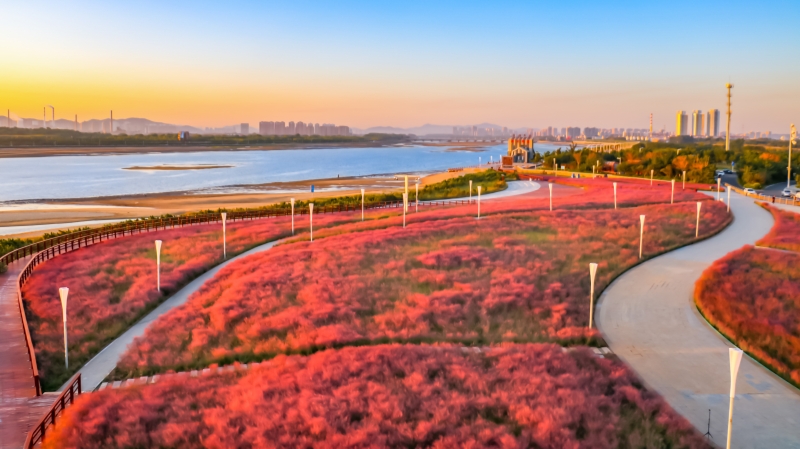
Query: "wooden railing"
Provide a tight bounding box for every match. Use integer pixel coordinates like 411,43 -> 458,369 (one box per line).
9,197 -> 476,396
728,184 -> 800,206
23,374 -> 82,449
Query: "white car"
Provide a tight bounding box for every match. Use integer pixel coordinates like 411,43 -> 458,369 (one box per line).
743,188 -> 756,195
782,188 -> 793,197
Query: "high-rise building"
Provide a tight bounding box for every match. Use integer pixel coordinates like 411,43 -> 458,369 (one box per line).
275,121 -> 286,135
240,123 -> 249,135
692,110 -> 704,137
676,111 -> 688,136
259,121 -> 275,135
706,109 -> 720,137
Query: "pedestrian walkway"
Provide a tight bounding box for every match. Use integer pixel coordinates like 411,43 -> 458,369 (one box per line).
0,257 -> 52,449
596,192 -> 800,448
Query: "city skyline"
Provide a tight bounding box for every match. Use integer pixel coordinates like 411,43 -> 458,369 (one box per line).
1,1 -> 797,132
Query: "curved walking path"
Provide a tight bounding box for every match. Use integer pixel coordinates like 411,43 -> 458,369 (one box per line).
67,180 -> 547,392
597,191 -> 800,448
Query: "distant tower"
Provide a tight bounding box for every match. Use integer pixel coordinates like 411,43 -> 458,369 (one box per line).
110,110 -> 114,134
707,109 -> 720,137
725,83 -> 733,151
74,114 -> 78,131
649,113 -> 653,139
676,111 -> 688,136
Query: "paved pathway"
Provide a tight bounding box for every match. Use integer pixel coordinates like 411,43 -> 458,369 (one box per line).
0,257 -> 54,449
597,192 -> 800,448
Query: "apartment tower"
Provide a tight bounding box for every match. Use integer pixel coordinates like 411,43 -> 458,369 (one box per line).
692,110 -> 704,137
676,111 -> 688,136
706,109 -> 720,137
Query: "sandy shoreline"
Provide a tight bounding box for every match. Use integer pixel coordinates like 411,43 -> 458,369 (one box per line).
0,169 -> 483,238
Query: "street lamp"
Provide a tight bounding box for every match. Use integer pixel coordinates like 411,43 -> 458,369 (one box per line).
469,180 -> 472,199
717,178 -> 721,201
650,169 -> 654,186
789,124 -> 797,188
155,240 -> 162,292
59,287 -> 69,368
696,202 -> 702,238
726,348 -> 744,449
402,193 -> 408,228
477,186 -> 482,218
671,179 -> 675,204
589,263 -> 598,329
221,213 -> 227,259
639,215 -> 645,259
360,189 -> 365,221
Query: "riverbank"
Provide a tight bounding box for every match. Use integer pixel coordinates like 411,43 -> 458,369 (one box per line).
0,168 -> 486,238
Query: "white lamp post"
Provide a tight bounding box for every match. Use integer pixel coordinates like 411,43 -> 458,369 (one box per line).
309,203 -> 314,242
155,240 -> 162,292
671,179 -> 675,204
613,182 -> 617,210
59,287 -> 69,368
221,212 -> 227,259
469,180 -> 473,199
360,189 -> 365,221
477,186 -> 482,218
717,177 -> 721,201
726,348 -> 744,449
291,198 -> 295,234
549,183 -> 553,211
727,187 -> 731,213
403,193 -> 408,228
415,181 -> 419,212
696,202 -> 702,238
682,170 -> 686,189
650,169 -> 654,186
589,263 -> 598,329
639,215 -> 645,259
788,124 -> 796,188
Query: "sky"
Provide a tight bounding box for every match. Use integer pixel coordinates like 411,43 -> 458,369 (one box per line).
1,0 -> 798,132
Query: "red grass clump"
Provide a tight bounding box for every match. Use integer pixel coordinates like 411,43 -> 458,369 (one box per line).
116,200 -> 730,376
23,212 -> 363,390
755,203 -> 800,252
695,245 -> 800,387
46,344 -> 709,449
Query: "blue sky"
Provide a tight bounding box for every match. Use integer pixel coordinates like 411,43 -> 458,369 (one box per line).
2,0 -> 798,132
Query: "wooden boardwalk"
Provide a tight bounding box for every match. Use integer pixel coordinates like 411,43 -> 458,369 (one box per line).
0,257 -> 50,449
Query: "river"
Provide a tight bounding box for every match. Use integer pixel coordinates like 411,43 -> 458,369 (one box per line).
0,143 -> 566,202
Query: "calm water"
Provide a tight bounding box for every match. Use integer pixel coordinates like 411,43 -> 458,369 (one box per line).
0,143 -> 565,202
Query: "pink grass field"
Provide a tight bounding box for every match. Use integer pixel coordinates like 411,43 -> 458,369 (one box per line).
115,200 -> 730,377
695,245 -> 800,387
23,211 -> 369,390
755,203 -> 800,252
45,344 -> 709,449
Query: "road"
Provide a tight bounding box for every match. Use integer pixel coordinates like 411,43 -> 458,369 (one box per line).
596,191 -> 800,448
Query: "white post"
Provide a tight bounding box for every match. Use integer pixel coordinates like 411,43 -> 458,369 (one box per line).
726,348 -> 744,449
155,240 -> 162,292
469,180 -> 473,199
727,187 -> 731,213
650,169 -> 654,186
671,179 -> 675,204
404,175 -> 408,196
717,177 -> 721,201
415,182 -> 419,212
360,189 -> 364,221
477,186 -> 482,218
696,202 -> 702,238
290,198 -> 295,234
403,193 -> 408,228
639,215 -> 645,259
309,203 -> 314,242
613,182 -> 617,210
59,287 -> 69,368
589,263 -> 598,329
549,183 -> 553,211
682,170 -> 686,189
220,213 -> 227,260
